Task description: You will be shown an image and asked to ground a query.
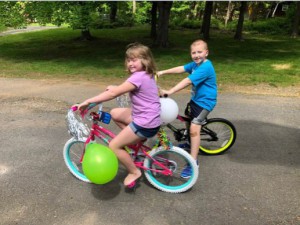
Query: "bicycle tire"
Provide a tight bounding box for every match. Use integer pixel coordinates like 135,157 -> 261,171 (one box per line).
63,138 -> 90,182
200,118 -> 236,155
143,146 -> 198,193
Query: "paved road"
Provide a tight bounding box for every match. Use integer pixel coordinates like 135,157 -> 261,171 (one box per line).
0,78 -> 299,225
0,26 -> 59,37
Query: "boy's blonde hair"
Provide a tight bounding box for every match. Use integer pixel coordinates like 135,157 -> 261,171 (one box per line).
125,43 -> 157,76
190,39 -> 208,50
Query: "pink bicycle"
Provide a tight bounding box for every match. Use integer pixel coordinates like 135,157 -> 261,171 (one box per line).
63,103 -> 198,193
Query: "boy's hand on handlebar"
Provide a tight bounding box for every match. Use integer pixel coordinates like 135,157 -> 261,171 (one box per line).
157,71 -> 163,77
160,89 -> 172,97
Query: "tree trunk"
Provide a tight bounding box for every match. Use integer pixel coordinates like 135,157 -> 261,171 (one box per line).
132,0 -> 136,14
80,29 -> 93,41
234,1 -> 247,41
200,1 -> 213,40
109,2 -> 117,23
155,1 -> 173,47
78,2 -> 93,40
291,1 -> 300,38
225,1 -> 232,28
150,1 -> 157,39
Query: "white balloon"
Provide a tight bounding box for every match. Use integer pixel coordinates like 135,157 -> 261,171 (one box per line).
160,97 -> 179,125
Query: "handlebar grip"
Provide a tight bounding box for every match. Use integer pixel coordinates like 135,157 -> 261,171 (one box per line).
71,106 -> 78,111
159,94 -> 168,98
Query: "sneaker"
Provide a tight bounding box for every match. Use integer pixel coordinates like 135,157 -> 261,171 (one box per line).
178,142 -> 190,149
180,161 -> 199,179
181,164 -> 192,179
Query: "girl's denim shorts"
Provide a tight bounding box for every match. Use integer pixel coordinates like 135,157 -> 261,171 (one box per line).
129,122 -> 160,138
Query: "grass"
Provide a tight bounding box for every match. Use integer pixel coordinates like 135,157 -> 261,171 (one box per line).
0,26 -> 299,89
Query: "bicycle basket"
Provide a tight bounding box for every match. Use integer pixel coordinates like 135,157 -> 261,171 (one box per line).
66,109 -> 90,141
116,94 -> 131,108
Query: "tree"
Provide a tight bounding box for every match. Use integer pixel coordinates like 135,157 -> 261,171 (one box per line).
201,1 -> 213,40
155,1 -> 173,47
291,1 -> 300,38
225,1 -> 232,28
108,2 -> 117,23
234,1 -> 247,40
150,1 -> 158,39
0,2 -> 27,28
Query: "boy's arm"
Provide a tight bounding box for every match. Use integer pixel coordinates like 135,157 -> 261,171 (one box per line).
161,78 -> 192,96
157,66 -> 185,76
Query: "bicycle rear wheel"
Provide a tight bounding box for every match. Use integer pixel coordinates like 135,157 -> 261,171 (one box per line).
63,138 -> 90,182
200,118 -> 236,155
144,146 -> 198,193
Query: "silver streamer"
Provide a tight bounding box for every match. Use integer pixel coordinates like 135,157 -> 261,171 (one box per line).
116,94 -> 131,108
66,109 -> 90,141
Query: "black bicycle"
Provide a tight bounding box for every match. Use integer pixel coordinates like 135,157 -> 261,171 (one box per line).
166,114 -> 236,155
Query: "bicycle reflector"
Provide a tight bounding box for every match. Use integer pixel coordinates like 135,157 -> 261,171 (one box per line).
98,111 -> 111,124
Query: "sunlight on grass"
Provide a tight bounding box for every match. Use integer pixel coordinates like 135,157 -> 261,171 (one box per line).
0,26 -> 299,87
271,64 -> 291,70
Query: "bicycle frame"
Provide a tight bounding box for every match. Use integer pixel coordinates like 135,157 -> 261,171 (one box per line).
81,112 -> 174,176
166,114 -> 218,143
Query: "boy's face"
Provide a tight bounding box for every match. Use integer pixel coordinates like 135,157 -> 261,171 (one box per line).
190,44 -> 208,65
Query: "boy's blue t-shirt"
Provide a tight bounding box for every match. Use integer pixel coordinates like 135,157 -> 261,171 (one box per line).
184,60 -> 217,111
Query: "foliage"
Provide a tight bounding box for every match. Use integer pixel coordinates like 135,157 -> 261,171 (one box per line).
132,1 -> 152,24
0,2 -> 27,28
0,1 -> 299,37
227,17 -> 290,35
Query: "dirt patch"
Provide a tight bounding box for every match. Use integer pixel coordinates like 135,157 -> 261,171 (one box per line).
219,83 -> 300,97
1,96 -> 68,114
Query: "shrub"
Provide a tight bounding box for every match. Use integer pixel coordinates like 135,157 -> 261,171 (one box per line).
227,17 -> 290,35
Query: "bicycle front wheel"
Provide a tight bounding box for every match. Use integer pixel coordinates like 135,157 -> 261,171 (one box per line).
144,146 -> 198,193
63,138 -> 90,182
200,118 -> 236,155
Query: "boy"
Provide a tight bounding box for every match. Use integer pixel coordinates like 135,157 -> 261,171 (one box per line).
158,39 -> 217,178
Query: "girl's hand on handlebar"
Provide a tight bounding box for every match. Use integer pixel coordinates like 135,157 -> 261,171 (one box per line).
77,101 -> 89,112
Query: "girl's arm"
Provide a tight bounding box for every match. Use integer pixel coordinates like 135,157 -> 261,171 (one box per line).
161,78 -> 192,96
78,81 -> 135,112
157,66 -> 185,76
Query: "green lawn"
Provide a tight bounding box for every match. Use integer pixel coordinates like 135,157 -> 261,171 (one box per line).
0,26 -> 299,88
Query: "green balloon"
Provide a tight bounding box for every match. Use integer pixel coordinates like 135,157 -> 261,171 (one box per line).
82,143 -> 118,184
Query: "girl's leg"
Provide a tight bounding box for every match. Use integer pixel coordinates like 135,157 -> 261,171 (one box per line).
110,108 -> 132,129
109,125 -> 142,186
189,123 -> 201,160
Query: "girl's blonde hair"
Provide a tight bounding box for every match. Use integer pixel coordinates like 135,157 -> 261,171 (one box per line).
125,43 -> 157,76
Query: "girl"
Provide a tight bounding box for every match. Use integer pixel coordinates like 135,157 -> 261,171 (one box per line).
77,43 -> 161,188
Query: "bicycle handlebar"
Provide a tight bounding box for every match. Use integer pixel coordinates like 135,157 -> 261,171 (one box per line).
70,102 -> 111,124
160,94 -> 168,98
71,102 -> 103,118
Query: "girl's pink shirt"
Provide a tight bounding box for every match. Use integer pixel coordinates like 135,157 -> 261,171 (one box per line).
127,71 -> 161,128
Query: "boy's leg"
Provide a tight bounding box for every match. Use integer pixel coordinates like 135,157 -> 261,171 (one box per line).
110,108 -> 132,129
109,125 -> 142,186
189,123 -> 201,160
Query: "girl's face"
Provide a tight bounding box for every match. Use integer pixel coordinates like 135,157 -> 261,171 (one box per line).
190,44 -> 208,65
126,57 -> 144,73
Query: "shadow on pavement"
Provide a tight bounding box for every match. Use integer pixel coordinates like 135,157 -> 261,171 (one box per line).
226,120 -> 300,168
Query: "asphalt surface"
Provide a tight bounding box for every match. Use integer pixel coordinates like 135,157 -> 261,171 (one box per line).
0,78 -> 299,225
